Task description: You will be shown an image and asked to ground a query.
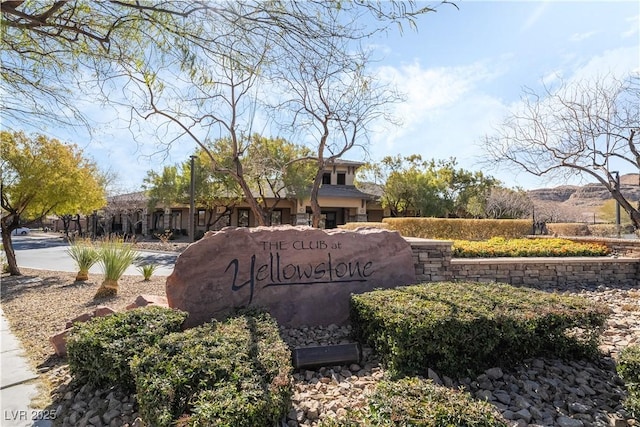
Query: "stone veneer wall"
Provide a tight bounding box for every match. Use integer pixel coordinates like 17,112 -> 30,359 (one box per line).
450,257 -> 638,287
406,237 -> 453,282
407,237 -> 639,286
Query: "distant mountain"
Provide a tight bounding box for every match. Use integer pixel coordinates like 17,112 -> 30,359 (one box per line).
527,174 -> 639,221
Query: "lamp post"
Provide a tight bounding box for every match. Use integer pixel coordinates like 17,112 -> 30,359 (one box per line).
611,171 -> 621,237
189,155 -> 197,243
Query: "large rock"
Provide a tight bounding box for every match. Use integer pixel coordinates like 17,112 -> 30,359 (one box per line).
166,225 -> 416,327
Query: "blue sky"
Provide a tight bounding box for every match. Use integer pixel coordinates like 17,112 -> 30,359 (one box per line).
15,1 -> 640,193
360,0 -> 640,189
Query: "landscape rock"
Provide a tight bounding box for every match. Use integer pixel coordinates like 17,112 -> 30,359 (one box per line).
125,294 -> 169,310
166,226 -> 416,327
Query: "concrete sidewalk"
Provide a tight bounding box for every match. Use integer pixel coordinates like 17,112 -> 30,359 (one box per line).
0,307 -> 51,427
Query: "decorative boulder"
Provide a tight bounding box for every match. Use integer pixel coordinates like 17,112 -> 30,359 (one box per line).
166,225 -> 416,327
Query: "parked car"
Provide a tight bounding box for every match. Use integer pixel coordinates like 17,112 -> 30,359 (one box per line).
11,227 -> 30,235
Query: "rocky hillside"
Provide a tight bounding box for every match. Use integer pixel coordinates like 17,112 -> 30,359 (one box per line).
527,173 -> 639,221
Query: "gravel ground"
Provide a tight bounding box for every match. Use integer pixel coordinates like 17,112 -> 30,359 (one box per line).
1,268 -> 166,370
1,260 -> 639,426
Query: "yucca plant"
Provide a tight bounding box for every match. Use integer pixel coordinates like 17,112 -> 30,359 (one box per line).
137,263 -> 158,281
67,239 -> 100,281
95,240 -> 140,298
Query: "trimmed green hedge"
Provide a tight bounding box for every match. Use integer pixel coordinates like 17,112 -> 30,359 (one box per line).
67,306 -> 187,390
617,345 -> 640,419
131,310 -> 292,427
453,237 -> 610,257
351,282 -> 608,378
382,218 -> 532,240
319,377 -> 507,427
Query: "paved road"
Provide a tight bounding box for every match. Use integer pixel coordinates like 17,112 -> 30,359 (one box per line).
11,234 -> 177,277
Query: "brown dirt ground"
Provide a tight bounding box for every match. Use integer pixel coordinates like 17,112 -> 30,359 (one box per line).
1,268 -> 166,371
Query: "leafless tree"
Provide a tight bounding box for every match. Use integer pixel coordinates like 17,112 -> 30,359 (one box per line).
270,30 -> 402,227
484,187 -> 533,219
484,74 -> 640,228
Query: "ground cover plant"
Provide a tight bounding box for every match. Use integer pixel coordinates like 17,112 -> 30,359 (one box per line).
452,237 -> 610,258
319,377 -> 508,427
131,310 -> 292,427
617,344 -> 640,419
351,282 -> 609,378
67,306 -> 187,390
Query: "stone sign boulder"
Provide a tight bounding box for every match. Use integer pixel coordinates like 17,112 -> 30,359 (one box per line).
166,225 -> 416,327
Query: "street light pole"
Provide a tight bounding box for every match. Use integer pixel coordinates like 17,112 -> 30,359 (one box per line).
612,171 -> 621,237
189,155 -> 197,243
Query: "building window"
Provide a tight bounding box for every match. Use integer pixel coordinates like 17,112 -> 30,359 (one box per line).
271,210 -> 282,225
322,173 -> 331,185
197,209 -> 206,227
337,173 -> 346,185
238,209 -> 250,227
171,210 -> 182,230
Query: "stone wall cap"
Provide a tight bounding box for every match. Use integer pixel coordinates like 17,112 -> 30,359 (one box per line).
404,237 -> 454,245
451,256 -> 638,265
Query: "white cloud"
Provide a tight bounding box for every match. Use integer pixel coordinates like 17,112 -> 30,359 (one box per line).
622,14 -> 640,38
521,1 -> 550,33
569,31 -> 597,42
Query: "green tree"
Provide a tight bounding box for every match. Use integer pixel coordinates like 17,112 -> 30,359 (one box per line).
143,135 -> 314,229
357,155 -> 499,218
1,131 -> 106,275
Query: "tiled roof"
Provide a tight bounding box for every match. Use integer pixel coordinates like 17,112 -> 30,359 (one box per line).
318,185 -> 376,200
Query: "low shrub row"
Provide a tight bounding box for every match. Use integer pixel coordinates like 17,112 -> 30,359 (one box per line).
617,345 -> 640,419
351,282 -> 609,378
452,237 -> 610,257
547,222 -> 636,237
382,218 -> 532,240
67,306 -> 187,390
67,308 -> 292,427
319,377 -> 507,427
131,310 -> 292,426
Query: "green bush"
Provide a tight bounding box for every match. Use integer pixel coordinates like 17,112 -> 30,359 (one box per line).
617,345 -> 640,419
452,237 -> 610,257
383,218 -> 532,240
319,377 -> 507,427
67,306 -> 187,390
351,282 -> 608,378
131,310 -> 292,427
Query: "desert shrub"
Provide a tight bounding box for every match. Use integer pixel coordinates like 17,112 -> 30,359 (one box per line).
131,310 -> 292,427
319,377 -> 507,427
338,222 -> 389,231
67,306 -> 187,390
136,263 -> 158,281
94,240 -> 140,297
546,222 -> 590,236
351,282 -> 608,378
452,237 -> 610,257
618,345 -> 640,419
66,239 -> 100,281
383,218 -> 531,240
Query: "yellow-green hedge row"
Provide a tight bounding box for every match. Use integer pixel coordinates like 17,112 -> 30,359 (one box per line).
381,218 -> 532,240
